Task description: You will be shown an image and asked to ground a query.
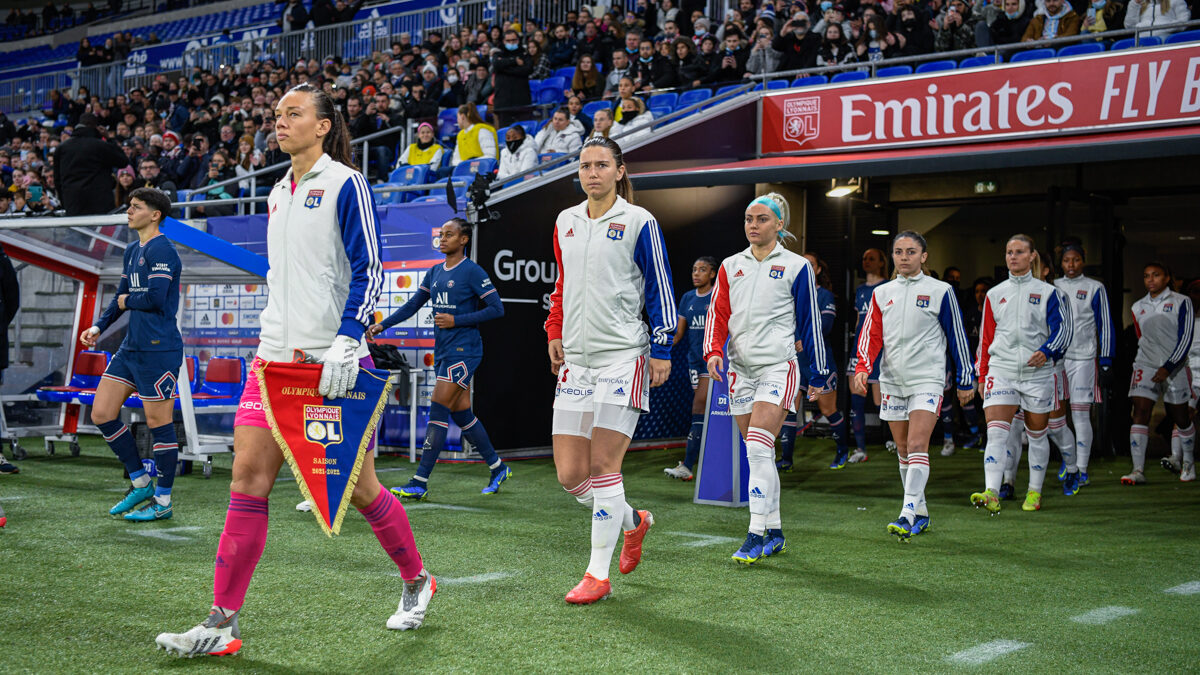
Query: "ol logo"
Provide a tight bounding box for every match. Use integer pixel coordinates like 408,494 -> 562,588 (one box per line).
607,223 -> 626,241
916,294 -> 930,308
783,97 -> 820,148
1028,293 -> 1041,305
303,404 -> 343,447
1076,290 -> 1087,300
769,265 -> 785,279
1164,303 -> 1174,312
304,189 -> 324,209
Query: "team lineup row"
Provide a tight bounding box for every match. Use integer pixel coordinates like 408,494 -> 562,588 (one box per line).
62,83 -> 1195,658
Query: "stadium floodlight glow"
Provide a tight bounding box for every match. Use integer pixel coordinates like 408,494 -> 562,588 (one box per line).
826,177 -> 861,198
871,229 -> 889,236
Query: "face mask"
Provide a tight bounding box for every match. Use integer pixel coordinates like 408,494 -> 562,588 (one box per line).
1004,10 -> 1019,18
903,17 -> 917,27
505,42 -> 519,50
869,28 -> 878,38
696,27 -> 707,35
623,109 -> 639,121
505,139 -> 521,153
640,56 -> 651,62
447,73 -> 458,83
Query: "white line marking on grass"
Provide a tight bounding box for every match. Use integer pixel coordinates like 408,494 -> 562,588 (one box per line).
0,496 -> 28,501
388,571 -> 514,584
125,526 -> 202,541
665,531 -> 740,547
947,640 -> 1031,665
1071,606 -> 1139,625
404,503 -> 484,512
1165,581 -> 1200,595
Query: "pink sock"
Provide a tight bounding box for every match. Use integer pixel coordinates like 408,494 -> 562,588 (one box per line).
212,492 -> 269,612
359,487 -> 424,579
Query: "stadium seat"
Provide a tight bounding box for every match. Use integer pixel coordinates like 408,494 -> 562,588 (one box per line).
537,87 -> 563,104
517,120 -> 540,136
476,104 -> 489,121
915,60 -> 957,73
436,109 -> 458,141
765,79 -> 790,90
372,183 -> 404,205
35,350 -> 111,403
791,75 -> 828,87
1110,35 -> 1162,50
1057,43 -> 1105,57
1010,48 -> 1055,63
650,106 -> 672,119
960,55 -> 998,68
583,101 -> 612,119
386,165 -> 431,200
189,357 -> 246,405
553,66 -> 576,81
540,76 -> 567,100
1165,29 -> 1200,44
451,158 -> 498,180
830,71 -> 869,83
715,84 -> 747,98
676,88 -> 713,110
875,65 -> 913,78
538,152 -> 568,170
412,195 -> 448,203
648,92 -> 678,110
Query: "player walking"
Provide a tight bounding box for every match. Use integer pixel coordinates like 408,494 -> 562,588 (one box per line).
370,218 -> 512,499
82,188 -> 183,522
849,248 -> 890,463
777,252 -> 847,471
971,234 -> 1072,514
546,136 -> 675,604
665,256 -> 718,481
1124,263 -> 1194,484
156,84 -> 433,657
704,193 -> 828,564
854,232 -> 974,540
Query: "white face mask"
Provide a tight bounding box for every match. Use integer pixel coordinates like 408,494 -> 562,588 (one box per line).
447,73 -> 459,83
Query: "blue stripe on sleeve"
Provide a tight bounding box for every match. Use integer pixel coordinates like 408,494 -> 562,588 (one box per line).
939,287 -> 975,389
1041,288 -> 1073,359
336,173 -> 384,339
792,261 -> 828,380
634,219 -> 677,360
1166,296 -> 1194,370
1091,283 -> 1115,365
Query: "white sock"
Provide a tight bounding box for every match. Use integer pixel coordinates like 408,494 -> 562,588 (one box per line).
131,473 -> 151,489
1049,416 -> 1077,473
1005,413 -> 1025,483
621,502 -> 637,531
1071,405 -> 1093,472
154,494 -> 171,506
1130,424 -> 1149,472
1027,427 -> 1050,493
565,478 -> 593,509
984,420 -> 1009,492
1171,428 -> 1182,462
745,427 -> 776,536
586,474 -> 625,581
1180,425 -> 1196,464
766,460 -> 782,531
898,456 -> 909,488
902,452 -> 929,521
916,492 -> 929,517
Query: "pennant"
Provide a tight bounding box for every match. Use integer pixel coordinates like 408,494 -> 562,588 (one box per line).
255,361 -> 392,536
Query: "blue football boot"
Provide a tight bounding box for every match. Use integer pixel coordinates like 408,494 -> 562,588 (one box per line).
731,533 -> 764,565
125,501 -> 173,521
761,529 -> 786,557
110,484 -> 155,516
482,465 -> 512,495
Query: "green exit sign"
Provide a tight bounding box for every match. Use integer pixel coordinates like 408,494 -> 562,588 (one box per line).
974,181 -> 997,194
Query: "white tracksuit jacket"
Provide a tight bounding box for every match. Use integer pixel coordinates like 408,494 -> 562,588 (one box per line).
978,271 -> 1073,382
258,153 -> 383,362
703,243 -> 830,381
855,272 -> 974,396
544,196 -> 676,368
1130,289 -> 1194,373
1054,275 -> 1116,366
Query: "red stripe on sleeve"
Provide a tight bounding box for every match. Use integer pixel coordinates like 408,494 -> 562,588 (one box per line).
544,223 -> 565,342
703,264 -> 732,361
854,292 -> 883,376
977,296 -> 996,379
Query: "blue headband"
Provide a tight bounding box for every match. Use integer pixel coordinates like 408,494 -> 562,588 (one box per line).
749,195 -> 783,222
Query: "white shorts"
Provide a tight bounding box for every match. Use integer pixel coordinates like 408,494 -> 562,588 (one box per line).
981,373 -> 1056,414
728,358 -> 800,417
1064,359 -> 1099,404
880,391 -> 944,422
1053,362 -> 1068,403
554,355 -> 650,413
1191,367 -> 1199,409
1129,361 -> 1194,406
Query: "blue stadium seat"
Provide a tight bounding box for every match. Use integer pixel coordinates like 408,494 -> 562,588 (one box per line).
553,67 -> 576,81
537,87 -> 562,104
648,92 -> 677,110
676,88 -> 712,110
765,79 -> 790,90
915,60 -> 957,73
1010,48 -> 1055,62
476,104 -> 489,121
875,65 -> 913,77
387,164 -> 432,202
517,120 -> 540,135
650,106 -> 672,119
1110,35 -> 1163,49
583,100 -> 611,118
372,183 -> 404,205
1165,29 -> 1200,44
960,55 -> 997,68
436,108 -> 458,141
791,75 -> 828,87
830,71 -> 869,83
538,152 -> 568,170
451,157 -> 498,180
412,195 -> 447,203
540,76 -> 567,98
715,84 -> 746,97
1058,43 -> 1105,57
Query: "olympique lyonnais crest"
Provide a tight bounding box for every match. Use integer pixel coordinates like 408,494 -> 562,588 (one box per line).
1077,290 -> 1088,300
607,223 -> 626,241
769,265 -> 785,279
916,295 -> 930,308
304,189 -> 324,209
783,97 -> 820,148
1029,293 -> 1042,305
1164,303 -> 1174,312
256,361 -> 392,536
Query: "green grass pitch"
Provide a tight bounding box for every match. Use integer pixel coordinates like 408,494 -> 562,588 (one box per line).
2,436 -> 1199,673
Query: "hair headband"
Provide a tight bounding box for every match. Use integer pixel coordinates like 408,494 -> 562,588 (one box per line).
749,195 -> 783,222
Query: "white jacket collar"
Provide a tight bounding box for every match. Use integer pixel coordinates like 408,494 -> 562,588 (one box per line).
897,271 -> 925,284
281,152 -> 333,186
738,241 -> 784,261
571,194 -> 629,223
1009,270 -> 1034,283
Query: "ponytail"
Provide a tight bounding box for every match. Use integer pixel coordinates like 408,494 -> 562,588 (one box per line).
288,83 -> 357,170
581,135 -> 633,204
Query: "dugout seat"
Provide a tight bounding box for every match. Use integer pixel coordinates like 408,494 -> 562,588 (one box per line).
35,350 -> 111,404
189,357 -> 247,406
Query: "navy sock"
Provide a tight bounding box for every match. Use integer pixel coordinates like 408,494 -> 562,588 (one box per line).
778,412 -> 798,463
98,419 -> 143,476
963,402 -> 981,434
828,411 -> 847,454
451,408 -> 502,469
150,423 -> 179,494
415,402 -> 450,482
683,413 -> 704,470
940,397 -> 955,441
850,394 -> 867,450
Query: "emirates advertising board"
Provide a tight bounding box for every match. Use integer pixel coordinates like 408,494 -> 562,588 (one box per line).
760,44 -> 1200,154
